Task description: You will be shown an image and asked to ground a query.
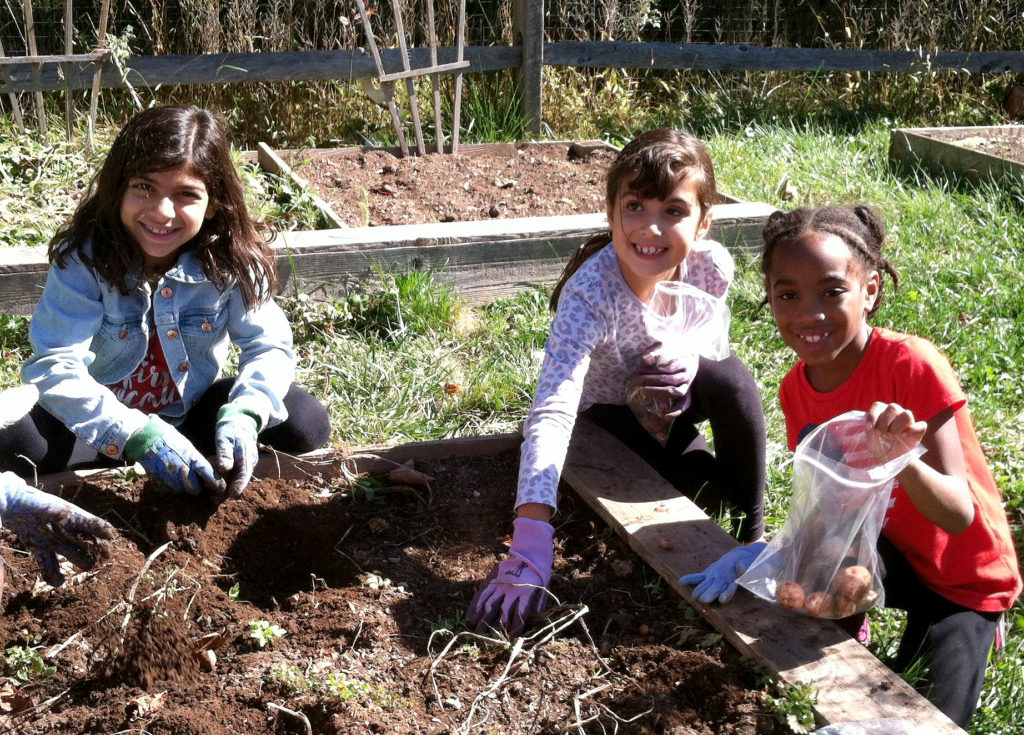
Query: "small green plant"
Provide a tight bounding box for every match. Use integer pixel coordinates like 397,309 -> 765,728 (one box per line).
248,619 -> 286,648
761,679 -> 818,734
227,583 -> 240,600
271,663 -> 319,694
4,644 -> 56,686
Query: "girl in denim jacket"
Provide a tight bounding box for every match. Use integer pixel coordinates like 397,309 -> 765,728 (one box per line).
1,105 -> 330,498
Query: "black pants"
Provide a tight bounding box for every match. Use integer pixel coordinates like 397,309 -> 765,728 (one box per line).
878,534 -> 1001,728
581,353 -> 766,542
0,378 -> 331,477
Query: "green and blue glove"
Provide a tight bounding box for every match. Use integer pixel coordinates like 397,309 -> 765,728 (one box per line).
125,416 -> 225,495
214,404 -> 260,498
679,541 -> 767,604
0,471 -> 116,587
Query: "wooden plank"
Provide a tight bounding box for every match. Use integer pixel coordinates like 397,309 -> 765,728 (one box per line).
256,143 -> 348,229
34,434 -> 523,493
0,46 -> 518,93
512,0 -> 544,135
560,418 -> 965,732
4,42 -> 1024,95
377,59 -> 471,84
544,41 -> 1024,74
889,126 -> 1024,184
22,0 -> 47,135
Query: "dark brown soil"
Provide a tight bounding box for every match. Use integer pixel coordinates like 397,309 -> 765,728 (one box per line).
0,448 -> 792,734
292,143 -> 616,227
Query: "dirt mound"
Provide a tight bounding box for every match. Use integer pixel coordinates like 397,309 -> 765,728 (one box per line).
1,448 -> 790,734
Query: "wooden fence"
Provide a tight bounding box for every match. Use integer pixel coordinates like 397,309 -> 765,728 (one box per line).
2,0 -> 1024,133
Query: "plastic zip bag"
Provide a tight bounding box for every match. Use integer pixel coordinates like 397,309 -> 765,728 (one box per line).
738,411 -> 925,618
626,279 -> 730,444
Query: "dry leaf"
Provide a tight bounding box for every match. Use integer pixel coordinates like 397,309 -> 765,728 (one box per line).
0,682 -> 33,717
194,633 -> 229,652
367,517 -> 390,534
126,690 -> 168,719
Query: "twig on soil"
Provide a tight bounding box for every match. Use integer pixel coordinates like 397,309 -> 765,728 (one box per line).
333,525 -> 364,573
116,541 -> 173,645
266,702 -> 313,735
1,687 -> 70,730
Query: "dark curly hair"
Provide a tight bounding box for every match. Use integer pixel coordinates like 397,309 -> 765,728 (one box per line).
48,105 -> 277,308
760,204 -> 899,319
549,128 -> 717,310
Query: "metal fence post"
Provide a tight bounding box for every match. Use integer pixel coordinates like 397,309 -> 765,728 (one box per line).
512,0 -> 544,136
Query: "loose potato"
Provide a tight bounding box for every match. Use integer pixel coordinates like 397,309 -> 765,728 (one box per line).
776,580 -> 805,611
804,591 -> 836,618
834,565 -> 873,602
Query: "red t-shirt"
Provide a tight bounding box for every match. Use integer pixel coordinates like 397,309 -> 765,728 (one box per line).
780,327 -> 1021,613
107,331 -> 181,415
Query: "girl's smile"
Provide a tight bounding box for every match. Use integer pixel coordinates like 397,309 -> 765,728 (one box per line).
608,174 -> 712,302
766,231 -> 879,392
120,165 -> 213,273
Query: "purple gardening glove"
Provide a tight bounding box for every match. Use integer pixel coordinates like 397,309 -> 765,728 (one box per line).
679,541 -> 767,604
467,517 -> 555,638
0,471 -> 117,587
626,346 -> 699,443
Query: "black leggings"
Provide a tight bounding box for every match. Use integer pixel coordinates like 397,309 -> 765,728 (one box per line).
581,353 -> 766,541
879,535 -> 1001,728
0,378 -> 331,478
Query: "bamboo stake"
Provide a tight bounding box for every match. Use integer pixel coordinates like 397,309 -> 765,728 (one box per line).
0,37 -> 26,132
452,0 -> 466,154
22,0 -> 47,135
354,0 -> 408,156
63,0 -> 72,139
86,0 -> 111,150
389,0 -> 425,155
426,0 -> 443,153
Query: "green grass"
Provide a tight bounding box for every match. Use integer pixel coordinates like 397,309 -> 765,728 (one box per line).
2,104 -> 1023,732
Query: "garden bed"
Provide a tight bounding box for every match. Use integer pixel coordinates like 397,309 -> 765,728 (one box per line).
2,433 -> 785,735
0,423 -> 964,734
888,125 -> 1024,183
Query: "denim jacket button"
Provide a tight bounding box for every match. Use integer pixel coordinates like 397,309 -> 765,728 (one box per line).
118,329 -> 128,339
160,287 -> 173,299
105,444 -> 118,456
201,321 -> 212,332
179,362 -> 190,372
166,329 -> 179,340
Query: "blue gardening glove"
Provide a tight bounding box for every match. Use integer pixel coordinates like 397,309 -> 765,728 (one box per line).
467,517 -> 555,638
124,416 -> 225,495
680,541 -> 767,604
214,404 -> 260,498
0,471 -> 116,587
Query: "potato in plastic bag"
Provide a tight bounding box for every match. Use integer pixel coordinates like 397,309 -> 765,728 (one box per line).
737,410 -> 924,618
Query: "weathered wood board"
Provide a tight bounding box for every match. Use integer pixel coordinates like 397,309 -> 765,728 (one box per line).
889,125 -> 1024,183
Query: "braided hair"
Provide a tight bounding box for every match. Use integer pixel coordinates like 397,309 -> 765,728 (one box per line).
760,204 -> 899,319
549,128 -> 718,310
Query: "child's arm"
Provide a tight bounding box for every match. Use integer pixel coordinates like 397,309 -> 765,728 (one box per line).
867,401 -> 974,534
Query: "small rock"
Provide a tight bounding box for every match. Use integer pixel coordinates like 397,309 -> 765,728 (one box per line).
488,206 -> 500,218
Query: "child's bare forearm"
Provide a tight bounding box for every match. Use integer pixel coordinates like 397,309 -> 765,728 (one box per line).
897,459 -> 974,534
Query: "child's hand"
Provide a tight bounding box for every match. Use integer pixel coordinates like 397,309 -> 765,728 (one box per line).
214,405 -> 260,498
0,472 -> 117,587
466,517 -> 554,638
126,417 -> 226,495
680,541 -> 767,603
865,402 -> 928,462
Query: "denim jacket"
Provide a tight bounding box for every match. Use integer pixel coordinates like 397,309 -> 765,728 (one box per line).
22,244 -> 295,459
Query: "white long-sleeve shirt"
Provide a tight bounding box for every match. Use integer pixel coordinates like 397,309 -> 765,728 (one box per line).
516,240 -> 735,509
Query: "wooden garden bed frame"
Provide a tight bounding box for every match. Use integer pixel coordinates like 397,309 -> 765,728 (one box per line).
39,422 -> 965,732
889,125 -> 1024,184
0,140 -> 774,314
